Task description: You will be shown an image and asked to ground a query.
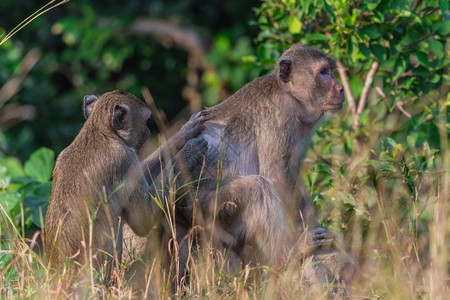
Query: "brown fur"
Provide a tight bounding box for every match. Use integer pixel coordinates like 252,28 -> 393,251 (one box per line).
45,91 -> 157,273
172,44 -> 354,282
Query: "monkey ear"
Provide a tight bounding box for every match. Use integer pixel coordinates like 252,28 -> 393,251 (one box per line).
83,95 -> 99,119
112,104 -> 130,131
278,57 -> 292,83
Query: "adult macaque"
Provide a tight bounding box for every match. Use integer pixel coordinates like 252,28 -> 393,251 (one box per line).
44,91 -> 207,282
175,44 -> 354,287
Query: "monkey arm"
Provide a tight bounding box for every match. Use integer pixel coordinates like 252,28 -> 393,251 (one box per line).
142,111 -> 210,178
142,137 -> 208,207
120,165 -> 160,237
140,135 -> 192,179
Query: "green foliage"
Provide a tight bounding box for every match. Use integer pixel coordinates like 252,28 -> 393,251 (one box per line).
255,0 -> 447,190
0,147 -> 54,230
256,0 -> 448,118
0,0 -> 260,158
202,33 -> 262,106
0,0 -> 448,297
256,1 -> 448,295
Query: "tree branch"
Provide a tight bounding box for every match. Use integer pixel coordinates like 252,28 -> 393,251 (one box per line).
126,18 -> 210,113
352,61 -> 379,130
337,61 -> 356,115
0,48 -> 41,109
375,86 -> 412,119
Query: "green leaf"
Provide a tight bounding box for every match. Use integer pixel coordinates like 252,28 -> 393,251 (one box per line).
0,166 -> 10,189
384,137 -> 397,149
0,191 -> 20,214
317,164 -> 333,176
430,73 -> 441,84
370,44 -> 387,61
21,181 -> 52,228
392,57 -> 407,80
373,11 -> 384,23
359,25 -> 381,39
24,147 -> 55,183
433,21 -> 450,36
349,35 -> 359,63
288,17 -> 302,34
428,40 -> 444,60
400,77 -> 415,89
214,35 -> 231,54
258,15 -> 268,25
345,10 -> 359,26
389,95 -> 399,112
22,195 -> 49,228
0,156 -> 25,177
439,0 -> 449,13
359,45 -> 371,58
415,52 -> 429,68
389,0 -> 409,11
323,1 -> 336,20
304,33 -> 330,42
363,0 -> 382,11
242,55 -> 257,63
0,251 -> 12,276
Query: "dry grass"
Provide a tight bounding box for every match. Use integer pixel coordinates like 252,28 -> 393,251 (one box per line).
1,153 -> 448,299
1,94 -> 449,300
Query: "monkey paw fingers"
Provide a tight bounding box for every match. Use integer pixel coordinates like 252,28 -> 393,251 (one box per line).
177,121 -> 209,151
190,110 -> 212,123
311,227 -> 333,248
297,227 -> 334,257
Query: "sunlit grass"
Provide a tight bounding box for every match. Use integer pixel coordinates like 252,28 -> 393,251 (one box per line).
1,95 -> 449,298
1,137 -> 448,299
0,0 -> 69,46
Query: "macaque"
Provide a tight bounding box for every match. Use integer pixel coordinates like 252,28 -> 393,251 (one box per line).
173,44 -> 355,288
44,90 -> 207,283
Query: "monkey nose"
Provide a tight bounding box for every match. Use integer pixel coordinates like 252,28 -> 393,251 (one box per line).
337,83 -> 344,94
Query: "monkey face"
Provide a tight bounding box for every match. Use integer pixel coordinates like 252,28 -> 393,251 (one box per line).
277,44 -> 345,117
314,61 -> 345,112
135,112 -> 152,156
125,101 -> 152,152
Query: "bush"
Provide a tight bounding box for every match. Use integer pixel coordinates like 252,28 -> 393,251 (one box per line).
0,0 -> 448,298
255,0 -> 448,297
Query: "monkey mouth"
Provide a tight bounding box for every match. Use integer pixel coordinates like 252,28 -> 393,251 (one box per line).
322,102 -> 343,110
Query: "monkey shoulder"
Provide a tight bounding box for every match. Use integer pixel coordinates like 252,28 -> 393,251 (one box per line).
54,139 -> 137,192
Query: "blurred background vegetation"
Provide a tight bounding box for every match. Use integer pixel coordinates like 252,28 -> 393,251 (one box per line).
0,0 -> 262,158
0,0 -> 448,298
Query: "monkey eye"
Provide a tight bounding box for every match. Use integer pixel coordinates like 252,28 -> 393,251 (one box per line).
320,68 -> 329,75
146,116 -> 156,131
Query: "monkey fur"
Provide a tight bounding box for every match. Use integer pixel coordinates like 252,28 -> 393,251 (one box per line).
171,44 -> 356,288
44,90 -> 208,280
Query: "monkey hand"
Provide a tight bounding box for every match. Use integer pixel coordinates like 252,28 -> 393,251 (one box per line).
174,111 -> 212,150
189,109 -> 211,122
296,227 -> 333,258
179,137 -> 208,171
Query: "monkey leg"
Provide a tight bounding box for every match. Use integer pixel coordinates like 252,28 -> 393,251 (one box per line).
204,175 -> 294,267
300,249 -> 358,299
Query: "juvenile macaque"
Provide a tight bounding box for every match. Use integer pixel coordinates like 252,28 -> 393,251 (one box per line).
173,44 -> 354,286
44,90 -> 207,280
